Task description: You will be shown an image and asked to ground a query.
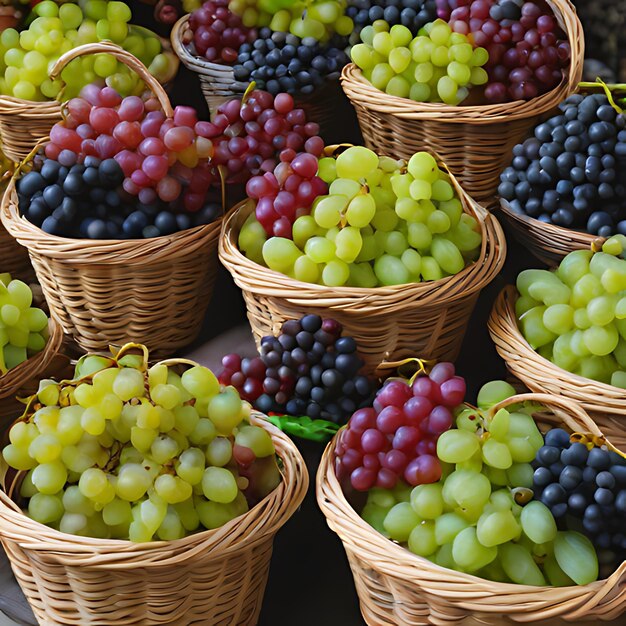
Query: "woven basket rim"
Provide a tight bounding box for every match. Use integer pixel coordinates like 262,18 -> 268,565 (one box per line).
0,27 -> 175,115
340,0 -> 583,123
0,315 -> 63,400
171,15 -> 237,80
488,285 -> 626,414
0,412 -> 308,565
218,163 -> 507,309
316,392 -> 626,619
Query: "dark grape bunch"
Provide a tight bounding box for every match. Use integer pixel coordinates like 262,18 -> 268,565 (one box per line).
347,0 -> 438,41
219,314 -> 377,424
533,428 -> 626,578
233,29 -> 350,96
186,0 -> 256,64
17,157 -> 220,239
499,94 -> 626,236
440,0 -> 571,102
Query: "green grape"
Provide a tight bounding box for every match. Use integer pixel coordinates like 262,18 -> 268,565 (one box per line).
507,463 -> 534,489
32,461 -> 67,495
336,147 -> 379,179
335,227 -> 363,263
196,492 -> 248,530
322,259 -> 350,286
408,520 -> 438,557
520,501 -> 557,544
305,237 -> 336,263
583,324 -> 619,356
294,255 -> 320,283
434,512 -> 469,544
383,502 -> 420,542
202,467 -> 238,504
452,527 -> 497,571
235,425 -> 275,458
421,257 -> 443,281
292,215 -> 320,248
29,434 -> 62,464
205,437 -> 232,467
313,195 -> 347,228
481,438 -> 513,469
486,408 -> 510,440
442,469 -> 491,509
553,531 -> 598,585
500,543 -> 546,585
374,255 -> 410,286
431,237 -> 464,273
407,222 -> 432,250
389,47 -> 412,73
410,483 -> 444,519
262,238 -> 301,273
155,474 -> 193,504
476,510 -> 520,547
28,493 -> 64,524
436,429 -> 479,463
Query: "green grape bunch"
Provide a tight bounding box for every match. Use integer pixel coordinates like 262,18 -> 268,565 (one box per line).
2,344 -> 282,542
0,273 -> 49,375
0,0 -> 179,102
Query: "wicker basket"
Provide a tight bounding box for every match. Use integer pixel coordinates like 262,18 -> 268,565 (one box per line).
488,285 -> 626,448
499,199 -> 598,267
0,316 -> 64,427
171,15 -> 357,142
1,46 -> 223,357
0,33 -> 176,164
0,413 -> 308,626
340,0 -> 583,203
219,165 -> 507,375
317,392 -> 626,626
0,217 -> 32,282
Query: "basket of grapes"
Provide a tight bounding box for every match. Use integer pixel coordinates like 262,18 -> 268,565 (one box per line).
0,0 -> 179,164
339,0 -> 583,203
498,85 -> 626,266
219,144 -> 507,375
170,0 -> 355,141
488,236 -> 626,448
0,343 -> 308,625
317,368 -> 626,625
0,274 -> 64,423
1,43 -> 223,356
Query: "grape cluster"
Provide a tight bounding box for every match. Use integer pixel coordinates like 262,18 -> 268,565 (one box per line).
499,94 -> 626,235
359,380 -> 599,587
17,156 -> 220,239
186,0 -> 256,64
201,91 -> 323,183
532,428 -> 626,578
0,274 -> 49,374
351,20 -> 489,104
46,84 -> 217,213
442,0 -> 571,102
2,346 -> 282,542
0,0 -> 177,101
516,237 -> 626,388
240,146 -> 482,287
234,29 -> 350,96
219,315 -> 376,424
346,0 -> 438,40
246,149 -> 327,238
335,363 -> 466,491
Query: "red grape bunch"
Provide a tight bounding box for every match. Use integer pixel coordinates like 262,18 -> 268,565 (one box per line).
46,84 -> 216,213
196,91 -> 324,183
335,362 -> 467,492
246,147 -> 327,238
186,0 -> 257,64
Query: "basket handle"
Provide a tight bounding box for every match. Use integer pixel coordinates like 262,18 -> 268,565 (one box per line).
49,42 -> 174,118
489,392 -> 604,438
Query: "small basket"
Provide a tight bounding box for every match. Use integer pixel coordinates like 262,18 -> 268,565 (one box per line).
499,199 -> 598,267
340,0 -> 583,203
488,285 -> 626,447
219,164 -> 507,376
0,413 -> 308,626
316,391 -> 626,626
0,33 -> 176,164
171,15 -> 357,142
0,316 -> 64,426
1,45 -> 223,357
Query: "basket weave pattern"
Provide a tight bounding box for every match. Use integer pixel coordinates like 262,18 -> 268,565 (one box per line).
0,414 -> 308,626
0,221 -> 32,281
0,45 -> 224,356
488,286 -> 626,447
499,199 -> 598,266
219,168 -> 506,375
339,0 -> 583,202
317,393 -> 626,625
